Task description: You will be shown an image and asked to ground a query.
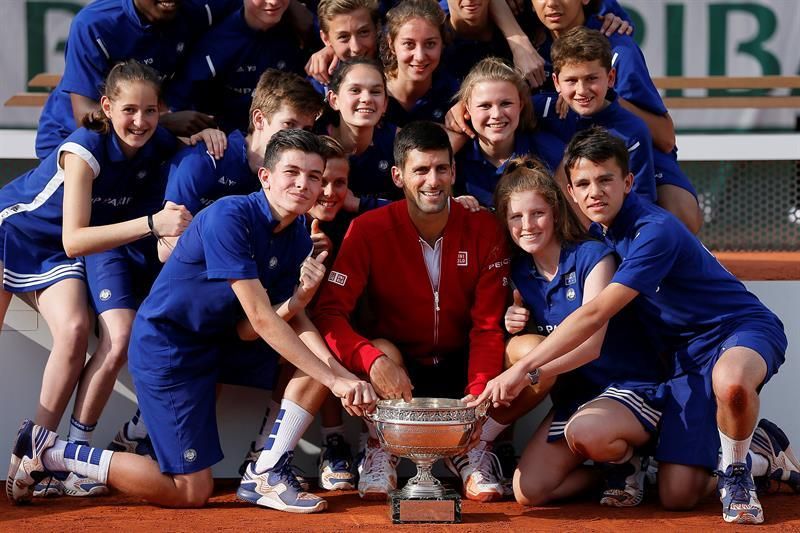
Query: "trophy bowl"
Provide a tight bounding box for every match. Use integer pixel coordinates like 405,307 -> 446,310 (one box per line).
365,397 -> 489,517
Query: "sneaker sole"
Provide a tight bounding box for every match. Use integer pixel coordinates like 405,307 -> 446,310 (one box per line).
6,421 -> 34,505
63,485 -> 110,497
464,490 -> 504,503
236,486 -> 327,514
600,493 -> 644,507
758,420 -> 800,470
358,490 -> 389,501
723,511 -> 764,525
320,479 -> 355,491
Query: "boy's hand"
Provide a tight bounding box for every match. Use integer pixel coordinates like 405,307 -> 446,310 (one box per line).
296,250 -> 328,304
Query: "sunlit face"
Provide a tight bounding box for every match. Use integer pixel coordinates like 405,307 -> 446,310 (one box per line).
506,190 -> 556,256
567,157 -> 632,229
321,9 -> 378,60
244,0 -> 290,30
390,17 -> 443,82
448,0 -> 490,27
554,60 -> 614,116
466,80 -> 522,146
308,157 -> 349,221
260,148 -> 325,219
259,104 -> 317,142
134,0 -> 181,23
101,81 -> 160,159
329,64 -> 387,128
531,0 -> 589,36
392,148 -> 454,216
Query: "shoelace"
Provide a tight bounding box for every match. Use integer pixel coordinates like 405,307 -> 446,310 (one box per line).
466,445 -> 503,483
720,466 -> 754,503
274,458 -> 305,492
364,446 -> 394,476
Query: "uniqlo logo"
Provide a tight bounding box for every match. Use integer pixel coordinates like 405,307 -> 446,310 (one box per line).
328,271 -> 348,286
457,251 -> 468,267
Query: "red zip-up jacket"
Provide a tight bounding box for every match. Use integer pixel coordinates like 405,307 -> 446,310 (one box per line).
313,200 -> 510,396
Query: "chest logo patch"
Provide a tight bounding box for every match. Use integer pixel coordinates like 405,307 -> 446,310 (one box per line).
566,287 -> 576,301
328,271 -> 348,286
565,271 -> 576,285
269,257 -> 278,269
457,251 -> 468,267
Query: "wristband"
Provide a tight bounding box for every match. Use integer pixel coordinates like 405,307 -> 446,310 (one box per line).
147,214 -> 160,238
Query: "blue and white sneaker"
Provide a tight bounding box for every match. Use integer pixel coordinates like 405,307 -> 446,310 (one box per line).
751,418 -> 800,493
6,419 -> 58,505
107,423 -> 156,460
61,472 -> 109,497
33,476 -> 64,498
717,462 -> 764,524
318,433 -> 356,491
237,451 -> 327,513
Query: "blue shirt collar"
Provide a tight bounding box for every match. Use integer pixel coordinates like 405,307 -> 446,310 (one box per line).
464,133 -> 534,169
593,193 -> 642,244
524,242 -> 577,285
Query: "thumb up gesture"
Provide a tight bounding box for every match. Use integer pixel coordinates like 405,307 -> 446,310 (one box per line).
505,289 -> 529,334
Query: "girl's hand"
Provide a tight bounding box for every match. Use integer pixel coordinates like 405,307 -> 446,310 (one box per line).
505,289 -> 530,334
598,13 -> 633,36
153,201 -> 192,237
190,128 -> 227,159
454,195 -> 481,213
468,366 -> 528,409
445,101 -> 474,138
310,218 -> 333,258
305,46 -> 338,85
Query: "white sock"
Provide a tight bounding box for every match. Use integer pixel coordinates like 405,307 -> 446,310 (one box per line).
255,399 -> 313,473
68,416 -> 96,445
749,450 -> 769,477
43,440 -> 113,483
321,424 -> 346,442
253,400 -> 281,451
719,428 -> 753,471
126,409 -> 148,440
480,417 -> 509,443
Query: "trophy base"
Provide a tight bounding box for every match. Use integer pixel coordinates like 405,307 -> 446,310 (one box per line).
389,487 -> 462,524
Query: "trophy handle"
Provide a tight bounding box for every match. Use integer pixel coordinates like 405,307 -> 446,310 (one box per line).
474,399 -> 490,420
363,410 -> 378,422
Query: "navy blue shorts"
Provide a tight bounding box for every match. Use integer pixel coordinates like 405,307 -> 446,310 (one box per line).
85,238 -> 161,314
654,150 -> 698,198
0,222 -> 84,293
549,382 -> 666,442
656,320 -> 786,470
217,338 -> 281,390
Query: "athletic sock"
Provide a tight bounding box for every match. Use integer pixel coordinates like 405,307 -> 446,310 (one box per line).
43,440 -> 113,483
719,428 -> 753,472
255,399 -> 313,473
253,400 -> 281,451
749,450 -> 769,477
321,424 -> 346,443
68,416 -> 96,445
480,417 -> 509,443
126,409 -> 148,440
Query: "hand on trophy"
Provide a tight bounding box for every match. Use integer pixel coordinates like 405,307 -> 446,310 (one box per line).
369,355 -> 414,402
469,366 -> 529,409
460,394 -> 485,451
331,376 -> 378,417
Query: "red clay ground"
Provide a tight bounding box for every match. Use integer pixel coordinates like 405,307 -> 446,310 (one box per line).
716,252 -> 800,281
1,480 -> 799,532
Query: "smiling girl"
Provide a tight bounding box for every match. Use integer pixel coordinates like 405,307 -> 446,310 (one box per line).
381,0 -> 459,126
0,60 -> 215,496
323,57 -> 400,212
453,57 -> 565,207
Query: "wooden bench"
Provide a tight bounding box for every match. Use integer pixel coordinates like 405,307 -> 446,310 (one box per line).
653,75 -> 800,109
4,72 -> 61,107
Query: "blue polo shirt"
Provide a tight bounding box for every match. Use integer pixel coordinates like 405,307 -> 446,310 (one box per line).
385,71 -> 460,127
129,191 -> 311,383
440,24 -> 513,82
535,92 -> 656,202
331,122 -> 401,212
35,0 -> 219,159
1,126 -> 177,241
511,240 -> 663,391
592,193 -> 781,372
164,130 -> 258,215
166,8 -> 305,133
455,129 -> 565,207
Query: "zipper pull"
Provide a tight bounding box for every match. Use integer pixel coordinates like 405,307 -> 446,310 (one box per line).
434,291 -> 440,311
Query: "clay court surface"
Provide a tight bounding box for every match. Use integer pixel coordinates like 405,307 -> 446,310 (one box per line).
1,479 -> 799,531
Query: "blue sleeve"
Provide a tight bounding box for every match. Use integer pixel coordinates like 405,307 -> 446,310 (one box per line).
58,15 -> 109,101
626,132 -> 656,202
611,221 -> 680,294
609,36 -> 668,116
597,0 -> 632,24
201,203 -> 259,280
358,196 -> 392,213
164,146 -> 217,215
532,131 -> 566,171
575,240 -> 615,283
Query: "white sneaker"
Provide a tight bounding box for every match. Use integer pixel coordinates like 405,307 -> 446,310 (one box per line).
61,472 -> 109,497
446,440 -> 504,502
33,476 -> 64,498
357,438 -> 398,500
600,455 -> 647,507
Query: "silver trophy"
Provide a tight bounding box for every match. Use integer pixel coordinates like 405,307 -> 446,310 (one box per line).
365,397 -> 489,523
